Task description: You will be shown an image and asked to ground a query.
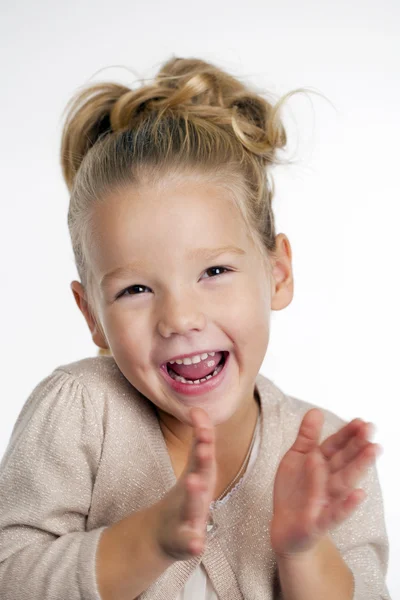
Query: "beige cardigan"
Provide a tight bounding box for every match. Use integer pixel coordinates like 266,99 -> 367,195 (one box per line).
0,356 -> 391,599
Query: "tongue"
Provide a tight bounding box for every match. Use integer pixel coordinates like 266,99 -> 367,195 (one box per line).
169,352 -> 223,380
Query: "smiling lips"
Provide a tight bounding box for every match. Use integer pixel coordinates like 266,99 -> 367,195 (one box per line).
160,350 -> 229,395
167,351 -> 224,381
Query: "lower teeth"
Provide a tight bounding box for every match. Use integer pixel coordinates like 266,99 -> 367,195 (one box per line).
168,360 -> 224,384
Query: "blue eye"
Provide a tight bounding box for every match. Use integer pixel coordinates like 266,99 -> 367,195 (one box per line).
115,266 -> 232,300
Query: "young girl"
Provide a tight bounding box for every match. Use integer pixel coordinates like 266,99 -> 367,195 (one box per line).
0,57 -> 391,600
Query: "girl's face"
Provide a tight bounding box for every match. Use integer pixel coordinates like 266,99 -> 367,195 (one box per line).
74,178 -> 293,427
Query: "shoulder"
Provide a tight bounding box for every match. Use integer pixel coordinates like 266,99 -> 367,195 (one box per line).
53,355 -> 157,432
17,356 -> 148,436
52,355 -> 139,401
255,371 -> 347,448
55,355 -> 125,385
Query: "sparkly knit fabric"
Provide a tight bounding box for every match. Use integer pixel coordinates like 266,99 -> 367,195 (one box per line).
0,356 -> 391,599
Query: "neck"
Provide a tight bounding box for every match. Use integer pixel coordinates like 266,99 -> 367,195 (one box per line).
157,390 -> 260,489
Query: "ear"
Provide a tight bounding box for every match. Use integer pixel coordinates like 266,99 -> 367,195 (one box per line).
70,281 -> 109,350
270,233 -> 294,311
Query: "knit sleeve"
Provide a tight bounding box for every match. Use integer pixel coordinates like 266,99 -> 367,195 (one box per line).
0,369 -> 107,600
330,460 -> 391,599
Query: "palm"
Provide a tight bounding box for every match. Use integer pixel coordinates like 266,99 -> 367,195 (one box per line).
270,409 -> 380,557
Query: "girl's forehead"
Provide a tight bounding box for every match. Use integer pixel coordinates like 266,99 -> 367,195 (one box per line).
88,182 -> 259,280
92,182 -> 251,249
100,179 -> 243,218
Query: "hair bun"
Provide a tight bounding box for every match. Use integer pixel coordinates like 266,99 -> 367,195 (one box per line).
61,55 -> 323,192
60,82 -> 130,190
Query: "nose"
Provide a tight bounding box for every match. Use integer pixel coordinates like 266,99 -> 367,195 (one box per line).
157,290 -> 207,338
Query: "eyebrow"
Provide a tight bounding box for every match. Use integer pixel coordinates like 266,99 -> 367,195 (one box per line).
100,245 -> 246,289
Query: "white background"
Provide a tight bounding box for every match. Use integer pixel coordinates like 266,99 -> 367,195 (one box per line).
1,0 -> 399,595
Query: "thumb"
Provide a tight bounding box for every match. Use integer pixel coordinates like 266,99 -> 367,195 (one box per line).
291,409 -> 325,454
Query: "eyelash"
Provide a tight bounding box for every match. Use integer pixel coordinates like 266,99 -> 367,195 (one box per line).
115,266 -> 233,299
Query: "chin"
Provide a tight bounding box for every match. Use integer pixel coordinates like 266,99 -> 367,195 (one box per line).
199,401 -> 240,427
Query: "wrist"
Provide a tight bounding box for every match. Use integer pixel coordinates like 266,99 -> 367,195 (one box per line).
275,536 -> 326,566
142,501 -> 178,566
96,504 -> 176,600
275,536 -> 354,600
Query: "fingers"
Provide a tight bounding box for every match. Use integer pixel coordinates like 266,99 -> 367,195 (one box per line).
291,409 -> 325,454
305,451 -> 329,525
328,422 -> 376,473
157,408 -> 216,560
320,418 -> 366,459
330,442 -> 381,496
185,407 -> 215,475
181,407 -> 216,537
190,406 -> 213,431
303,451 -> 370,535
182,471 -> 207,530
322,419 -> 382,497
316,488 -> 367,532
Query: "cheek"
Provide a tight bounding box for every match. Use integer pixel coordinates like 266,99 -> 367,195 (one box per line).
223,287 -> 269,346
104,311 -> 150,353
228,280 -> 269,325
240,285 -> 270,347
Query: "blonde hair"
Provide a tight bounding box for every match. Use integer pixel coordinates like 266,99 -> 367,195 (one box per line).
60,56 -> 317,356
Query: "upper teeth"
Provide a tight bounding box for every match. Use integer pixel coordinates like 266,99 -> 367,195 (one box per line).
168,351 -> 216,365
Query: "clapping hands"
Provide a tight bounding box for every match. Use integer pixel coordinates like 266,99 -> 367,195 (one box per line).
270,408 -> 382,558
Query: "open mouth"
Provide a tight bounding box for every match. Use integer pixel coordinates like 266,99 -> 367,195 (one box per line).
164,351 -> 228,385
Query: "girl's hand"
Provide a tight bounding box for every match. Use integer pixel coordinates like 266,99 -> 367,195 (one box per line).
270,408 -> 382,558
154,407 -> 217,561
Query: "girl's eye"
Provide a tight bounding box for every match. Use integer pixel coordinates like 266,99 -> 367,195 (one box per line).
115,266 -> 232,300
203,266 -> 231,278
116,284 -> 150,299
